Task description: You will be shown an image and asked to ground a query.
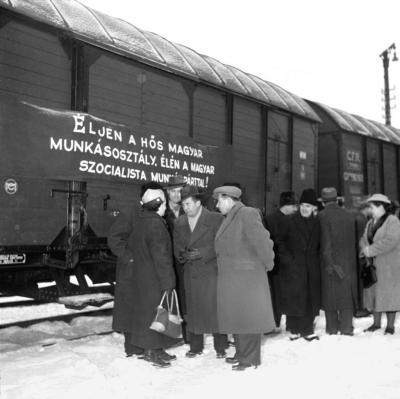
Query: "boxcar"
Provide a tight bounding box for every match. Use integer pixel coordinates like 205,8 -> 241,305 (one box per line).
308,100 -> 400,207
0,0 -> 319,300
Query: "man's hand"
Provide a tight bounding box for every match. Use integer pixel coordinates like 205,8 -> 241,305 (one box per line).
186,248 -> 202,261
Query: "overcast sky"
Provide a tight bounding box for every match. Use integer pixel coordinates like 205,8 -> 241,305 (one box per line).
79,0 -> 400,127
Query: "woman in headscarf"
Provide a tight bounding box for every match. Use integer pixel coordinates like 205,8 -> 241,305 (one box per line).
108,182 -> 177,367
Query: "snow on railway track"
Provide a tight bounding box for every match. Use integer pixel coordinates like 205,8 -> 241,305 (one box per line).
0,302 -> 114,352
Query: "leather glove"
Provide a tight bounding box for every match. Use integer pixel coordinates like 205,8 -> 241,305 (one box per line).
186,248 -> 202,261
332,264 -> 345,279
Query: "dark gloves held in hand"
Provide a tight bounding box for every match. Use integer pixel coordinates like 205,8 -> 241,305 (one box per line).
178,248 -> 202,263
327,264 -> 345,279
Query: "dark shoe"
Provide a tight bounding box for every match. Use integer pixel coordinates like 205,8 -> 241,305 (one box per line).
225,356 -> 239,364
125,348 -> 144,358
385,326 -> 395,335
341,332 -> 354,336
216,350 -> 226,359
289,333 -> 301,341
303,334 -> 319,342
158,349 -> 177,361
185,350 -> 202,358
232,362 -> 257,371
364,324 -> 381,332
354,309 -> 371,318
144,350 -> 171,368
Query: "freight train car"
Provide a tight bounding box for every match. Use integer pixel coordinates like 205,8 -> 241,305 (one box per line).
307,100 -> 400,207
0,0 -> 320,302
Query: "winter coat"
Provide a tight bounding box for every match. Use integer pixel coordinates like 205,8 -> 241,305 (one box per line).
319,203 -> 358,311
215,202 -> 275,334
276,212 -> 321,317
361,214 -> 400,312
265,210 -> 286,272
165,206 -> 185,235
108,208 -> 176,336
173,207 -> 223,334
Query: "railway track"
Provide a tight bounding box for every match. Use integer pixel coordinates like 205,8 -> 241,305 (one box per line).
0,307 -> 113,330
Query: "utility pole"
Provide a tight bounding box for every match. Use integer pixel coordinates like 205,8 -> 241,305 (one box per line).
380,43 -> 398,126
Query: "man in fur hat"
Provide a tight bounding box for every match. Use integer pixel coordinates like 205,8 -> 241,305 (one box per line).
277,188 -> 321,341
265,191 -> 298,327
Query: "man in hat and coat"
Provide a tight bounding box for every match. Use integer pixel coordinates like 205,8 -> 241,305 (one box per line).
213,185 -> 275,370
319,187 -> 358,335
173,185 -> 228,358
164,175 -> 186,234
108,182 -> 177,368
265,191 -> 298,327
277,188 -> 321,341
164,175 -> 188,341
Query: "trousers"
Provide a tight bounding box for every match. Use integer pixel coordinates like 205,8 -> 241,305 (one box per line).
233,333 -> 262,366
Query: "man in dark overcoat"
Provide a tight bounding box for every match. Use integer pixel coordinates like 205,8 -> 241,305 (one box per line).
164,175 -> 188,341
319,187 -> 358,335
213,185 -> 275,371
173,185 -> 228,358
277,188 -> 321,341
265,191 -> 298,327
108,183 -> 177,368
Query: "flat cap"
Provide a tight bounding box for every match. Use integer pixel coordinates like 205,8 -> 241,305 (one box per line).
212,185 -> 242,200
367,193 -> 391,204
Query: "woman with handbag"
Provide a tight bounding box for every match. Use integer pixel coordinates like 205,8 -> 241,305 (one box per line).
108,183 -> 177,367
360,194 -> 400,334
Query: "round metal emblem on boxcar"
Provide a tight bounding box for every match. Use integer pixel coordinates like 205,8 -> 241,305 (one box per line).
4,178 -> 18,194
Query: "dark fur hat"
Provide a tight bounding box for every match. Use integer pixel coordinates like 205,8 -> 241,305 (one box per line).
299,188 -> 318,206
279,191 -> 296,207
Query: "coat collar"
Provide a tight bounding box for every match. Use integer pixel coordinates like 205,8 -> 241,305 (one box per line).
215,202 -> 244,240
292,211 -> 318,248
176,207 -> 213,246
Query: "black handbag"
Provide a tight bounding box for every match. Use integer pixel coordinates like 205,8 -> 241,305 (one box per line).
361,258 -> 377,288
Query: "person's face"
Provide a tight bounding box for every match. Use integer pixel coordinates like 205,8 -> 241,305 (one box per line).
182,197 -> 202,218
167,187 -> 182,205
156,192 -> 167,217
215,195 -> 235,215
281,204 -> 298,215
360,207 -> 372,218
299,203 -> 315,218
369,203 -> 385,220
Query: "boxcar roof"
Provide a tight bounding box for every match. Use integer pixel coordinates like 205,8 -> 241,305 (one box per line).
307,100 -> 400,145
0,0 -> 320,122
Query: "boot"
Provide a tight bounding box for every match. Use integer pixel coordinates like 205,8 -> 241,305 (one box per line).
144,349 -> 171,368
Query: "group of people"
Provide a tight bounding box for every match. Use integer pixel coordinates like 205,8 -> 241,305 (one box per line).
108,176 -> 400,371
267,188 -> 400,341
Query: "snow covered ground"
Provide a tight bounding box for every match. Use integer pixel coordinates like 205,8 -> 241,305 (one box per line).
1,305 -> 400,399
